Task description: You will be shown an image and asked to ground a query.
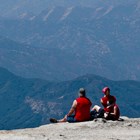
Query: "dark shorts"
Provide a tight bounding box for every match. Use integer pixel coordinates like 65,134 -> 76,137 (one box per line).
67,115 -> 77,123
90,108 -> 104,119
98,108 -> 105,117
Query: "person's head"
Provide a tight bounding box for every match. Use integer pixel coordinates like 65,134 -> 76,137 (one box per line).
78,88 -> 86,97
102,87 -> 110,96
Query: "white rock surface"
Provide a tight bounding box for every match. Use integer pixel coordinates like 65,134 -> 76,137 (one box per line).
0,117 -> 140,140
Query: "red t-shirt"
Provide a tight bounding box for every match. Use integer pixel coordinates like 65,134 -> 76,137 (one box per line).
101,95 -> 116,112
75,97 -> 92,122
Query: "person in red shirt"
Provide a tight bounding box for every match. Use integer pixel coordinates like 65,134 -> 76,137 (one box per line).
91,87 -> 120,120
50,88 -> 92,123
101,87 -> 116,113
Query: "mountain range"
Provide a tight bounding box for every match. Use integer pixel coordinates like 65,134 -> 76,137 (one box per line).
0,0 -> 140,81
0,67 -> 140,130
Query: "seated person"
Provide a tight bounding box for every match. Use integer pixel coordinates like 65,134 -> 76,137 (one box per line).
101,87 -> 116,112
50,88 -> 92,123
91,87 -> 120,120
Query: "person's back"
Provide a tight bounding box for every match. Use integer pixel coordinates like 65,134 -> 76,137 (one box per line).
50,88 -> 92,123
75,97 -> 92,122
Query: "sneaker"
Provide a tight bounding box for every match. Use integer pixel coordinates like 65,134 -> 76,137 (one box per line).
50,118 -> 58,123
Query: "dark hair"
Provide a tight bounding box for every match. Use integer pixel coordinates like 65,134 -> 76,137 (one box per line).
79,88 -> 86,97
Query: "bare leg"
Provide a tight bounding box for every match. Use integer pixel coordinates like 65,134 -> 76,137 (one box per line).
91,105 -> 101,112
50,116 -> 67,123
50,114 -> 70,123
57,117 -> 67,123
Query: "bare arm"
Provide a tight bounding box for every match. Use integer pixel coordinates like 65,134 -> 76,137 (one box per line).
110,106 -> 117,116
101,99 -> 105,107
100,99 -> 103,104
67,100 -> 77,117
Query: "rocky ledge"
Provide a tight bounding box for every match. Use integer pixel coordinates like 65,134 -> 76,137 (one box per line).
0,117 -> 140,140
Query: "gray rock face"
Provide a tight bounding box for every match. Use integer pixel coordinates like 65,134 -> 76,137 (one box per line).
0,117 -> 140,140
